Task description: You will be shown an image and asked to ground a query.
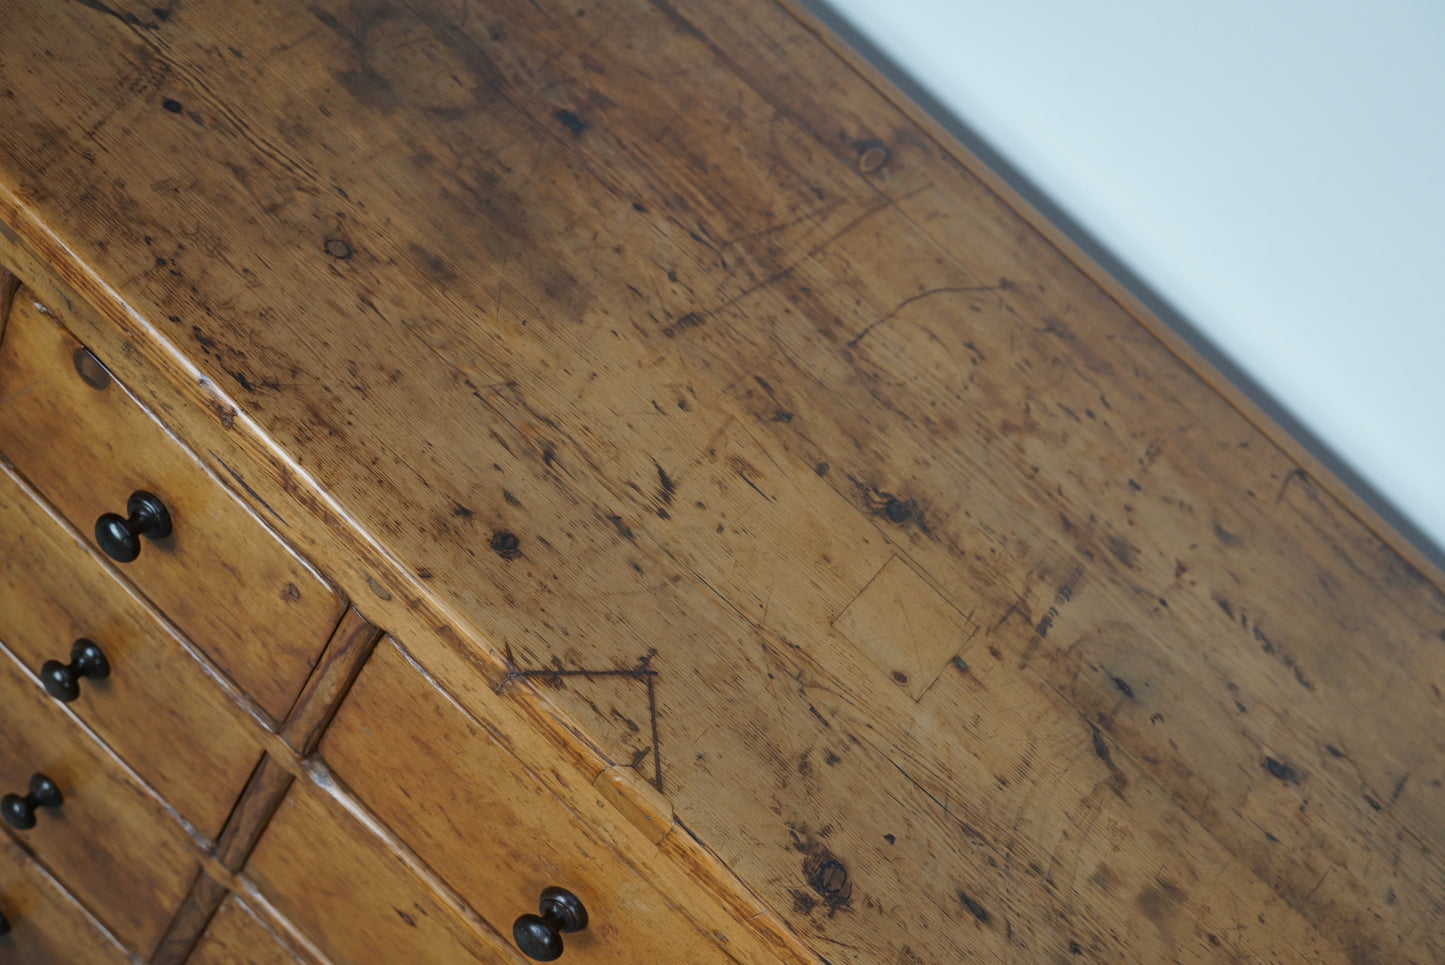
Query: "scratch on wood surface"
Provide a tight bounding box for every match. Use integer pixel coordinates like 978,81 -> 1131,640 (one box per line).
847,284 -> 1006,349
0,379 -> 39,406
210,450 -> 287,525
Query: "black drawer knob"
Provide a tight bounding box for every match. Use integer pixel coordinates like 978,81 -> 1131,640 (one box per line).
1,774 -> 63,831
0,906 -> 9,935
95,490 -> 171,563
40,638 -> 111,703
513,887 -> 588,961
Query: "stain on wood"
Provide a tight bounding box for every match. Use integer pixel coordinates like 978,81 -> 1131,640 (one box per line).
0,0 -> 1442,961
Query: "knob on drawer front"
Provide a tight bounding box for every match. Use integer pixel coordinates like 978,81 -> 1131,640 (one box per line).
513,887 -> 588,962
94,490 -> 171,563
1,773 -> 63,830
39,639 -> 110,703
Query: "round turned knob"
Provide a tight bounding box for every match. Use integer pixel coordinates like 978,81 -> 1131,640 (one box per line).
40,638 -> 111,703
1,774 -> 63,831
513,887 -> 588,961
94,490 -> 172,563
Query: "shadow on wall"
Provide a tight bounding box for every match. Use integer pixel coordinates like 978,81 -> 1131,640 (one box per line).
794,0 -> 1445,575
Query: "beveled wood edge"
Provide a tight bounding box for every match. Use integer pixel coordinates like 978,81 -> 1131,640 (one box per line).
385,640 -> 803,964
0,268 -> 18,342
0,247 -> 348,620
213,756 -> 296,872
0,222 -> 825,965
221,889 -> 333,965
773,0 -> 1445,591
258,762 -> 524,962
209,609 -> 387,873
149,872 -> 227,965
281,609 -> 384,757
151,752 -> 296,960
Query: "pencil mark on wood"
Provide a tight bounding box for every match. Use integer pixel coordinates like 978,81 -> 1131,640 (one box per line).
502,648 -> 664,792
847,284 -> 1005,349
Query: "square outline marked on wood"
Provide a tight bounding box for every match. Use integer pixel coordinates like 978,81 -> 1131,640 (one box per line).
833,555 -> 978,701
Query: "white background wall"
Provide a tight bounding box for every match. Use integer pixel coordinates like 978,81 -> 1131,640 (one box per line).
811,0 -> 1445,564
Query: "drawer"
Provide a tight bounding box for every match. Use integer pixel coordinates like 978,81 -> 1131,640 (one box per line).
0,461 -> 263,837
321,640 -> 736,964
188,894 -> 319,965
244,780 -> 518,965
0,644 -> 200,957
0,832 -> 130,965
0,293 -> 347,721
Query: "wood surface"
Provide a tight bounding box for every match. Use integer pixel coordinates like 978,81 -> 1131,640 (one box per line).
212,754 -> 295,874
0,1 -> 1441,963
0,270 -> 17,342
280,608 -> 383,756
151,755 -> 293,964
185,894 -> 315,965
222,886 -> 338,965
0,643 -> 200,957
0,459 -> 264,838
0,295 -> 347,722
243,779 -> 520,965
324,637 -> 753,964
150,872 -> 228,965
0,831 -> 135,965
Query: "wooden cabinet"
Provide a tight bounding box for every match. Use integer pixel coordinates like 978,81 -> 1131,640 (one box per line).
0,832 -> 132,965
0,296 -> 346,722
245,781 -> 517,965
321,638 -> 738,964
0,641 -> 200,955
0,462 -> 263,837
0,1 -> 1442,963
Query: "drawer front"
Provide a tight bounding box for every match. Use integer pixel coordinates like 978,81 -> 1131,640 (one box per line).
0,294 -> 346,720
245,781 -> 517,965
188,895 -> 312,965
0,645 -> 199,956
322,640 -> 735,965
0,832 -> 130,965
0,462 -> 262,837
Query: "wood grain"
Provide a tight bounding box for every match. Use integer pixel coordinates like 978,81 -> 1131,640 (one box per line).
280,608 -> 382,756
0,643 -> 200,957
149,872 -> 226,965
212,755 -> 295,873
0,460 -> 264,838
0,295 -> 347,722
0,0 -> 1441,961
323,637 -> 756,965
0,269 -> 17,341
0,832 -> 133,965
186,895 -> 316,965
243,779 -> 518,965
